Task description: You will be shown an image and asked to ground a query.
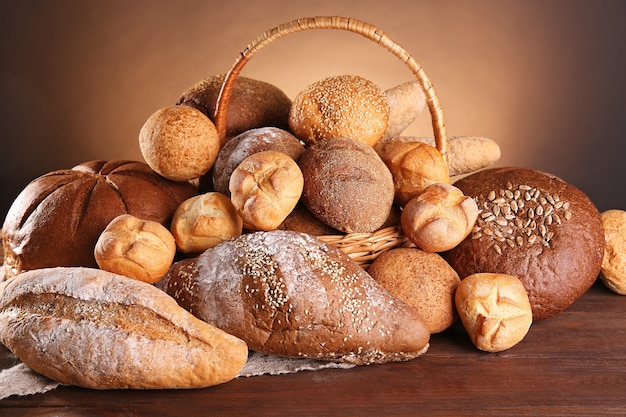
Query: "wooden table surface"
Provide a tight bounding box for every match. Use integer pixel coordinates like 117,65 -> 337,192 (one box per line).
2,279 -> 624,416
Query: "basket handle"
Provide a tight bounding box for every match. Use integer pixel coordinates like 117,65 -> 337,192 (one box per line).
214,16 -> 449,166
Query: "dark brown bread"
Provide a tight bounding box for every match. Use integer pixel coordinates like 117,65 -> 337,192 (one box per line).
1,160 -> 197,278
158,230 -> 430,365
0,267 -> 248,389
177,75 -> 292,140
298,138 -> 395,233
212,127 -> 305,196
445,167 -> 605,320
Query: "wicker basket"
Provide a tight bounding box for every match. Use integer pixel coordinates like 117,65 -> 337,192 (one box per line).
213,16 -> 450,267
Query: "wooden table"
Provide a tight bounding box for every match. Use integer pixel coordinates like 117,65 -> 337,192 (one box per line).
2,280 -> 625,416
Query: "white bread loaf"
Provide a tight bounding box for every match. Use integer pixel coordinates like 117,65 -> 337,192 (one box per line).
157,230 -> 430,365
0,267 -> 248,389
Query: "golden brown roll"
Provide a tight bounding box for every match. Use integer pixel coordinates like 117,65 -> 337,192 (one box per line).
94,214 -> 176,284
229,150 -> 304,231
455,273 -> 533,352
445,167 -> 605,320
139,105 -> 221,181
171,192 -> 243,254
599,209 -> 626,294
401,183 -> 479,252
368,248 -> 461,334
177,74 -> 292,140
298,137 -> 395,233
288,75 -> 389,147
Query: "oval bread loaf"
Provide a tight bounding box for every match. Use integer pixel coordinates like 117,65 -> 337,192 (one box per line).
0,267 -> 248,389
158,230 -> 430,365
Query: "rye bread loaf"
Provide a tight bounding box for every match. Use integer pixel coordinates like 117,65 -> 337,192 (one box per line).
0,267 -> 248,389
1,160 -> 198,279
445,167 -> 605,320
157,230 -> 430,365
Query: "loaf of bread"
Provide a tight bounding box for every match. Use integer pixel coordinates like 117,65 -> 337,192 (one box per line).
1,160 -> 198,279
157,230 -> 430,365
599,209 -> 626,294
382,81 -> 426,141
176,74 -> 292,140
0,267 -> 248,389
298,137 -> 395,233
455,273 -> 533,352
288,75 -> 389,147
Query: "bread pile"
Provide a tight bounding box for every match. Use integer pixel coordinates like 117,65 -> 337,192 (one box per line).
1,22 -> 622,391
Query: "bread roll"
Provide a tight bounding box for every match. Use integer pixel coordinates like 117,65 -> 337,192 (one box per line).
0,267 -> 248,389
1,160 -> 197,279
455,273 -> 533,352
177,74 -> 292,140
599,209 -> 626,294
401,183 -> 479,252
139,105 -> 220,181
445,167 -> 605,320
157,230 -> 430,365
288,75 -> 389,147
382,81 -> 426,140
298,137 -> 395,233
171,192 -> 243,254
377,140 -> 450,206
212,127 -> 305,196
94,214 -> 176,284
229,151 -> 304,231
368,248 -> 460,334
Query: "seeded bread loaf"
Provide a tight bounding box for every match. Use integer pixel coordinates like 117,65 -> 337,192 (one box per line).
0,267 -> 248,389
157,230 -> 430,365
445,167 -> 605,320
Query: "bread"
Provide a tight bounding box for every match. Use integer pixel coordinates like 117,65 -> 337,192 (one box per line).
176,74 -> 292,140
229,151 -> 304,231
382,81 -> 426,141
288,75 -> 389,147
401,183 -> 479,252
0,267 -> 248,389
368,248 -> 461,333
94,214 -> 176,284
375,136 -> 501,177
157,230 -> 430,365
1,160 -> 198,279
454,273 -> 533,352
298,137 -> 395,233
212,127 -> 305,196
599,209 -> 626,294
445,167 -> 605,320
171,192 -> 243,254
377,140 -> 450,206
138,105 -> 220,181
277,204 -> 341,236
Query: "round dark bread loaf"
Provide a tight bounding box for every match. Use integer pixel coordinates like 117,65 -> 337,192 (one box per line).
176,75 -> 292,140
157,230 -> 430,365
298,137 -> 395,233
444,167 -> 605,320
2,160 -> 198,278
212,127 -> 305,196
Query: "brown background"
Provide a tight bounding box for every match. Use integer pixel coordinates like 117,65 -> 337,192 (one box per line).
1,0 -> 624,220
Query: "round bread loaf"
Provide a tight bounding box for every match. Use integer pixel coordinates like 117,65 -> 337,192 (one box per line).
1,160 -> 198,278
157,230 -> 430,365
298,137 -> 395,233
368,248 -> 460,334
445,167 -> 605,320
455,273 -> 533,352
288,75 -> 389,147
176,74 -> 292,140
212,127 -> 305,196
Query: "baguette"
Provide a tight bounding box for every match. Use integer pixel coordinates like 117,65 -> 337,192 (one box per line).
158,230 -> 430,365
0,267 -> 248,389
